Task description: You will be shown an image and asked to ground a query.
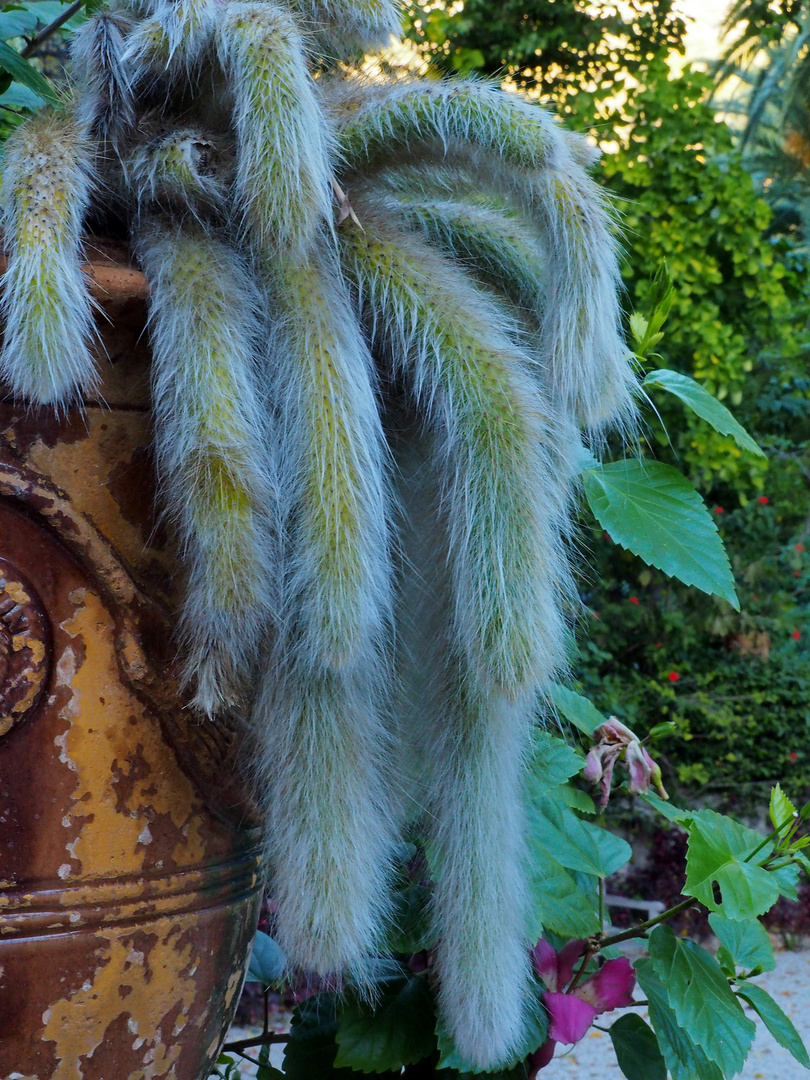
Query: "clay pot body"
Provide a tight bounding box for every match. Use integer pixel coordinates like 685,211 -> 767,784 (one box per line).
0,243 -> 263,1080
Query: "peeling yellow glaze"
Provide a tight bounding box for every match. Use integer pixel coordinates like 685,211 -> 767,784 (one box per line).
22,413 -> 173,583
2,581 -> 30,605
40,919 -> 200,1080
54,588 -> 207,880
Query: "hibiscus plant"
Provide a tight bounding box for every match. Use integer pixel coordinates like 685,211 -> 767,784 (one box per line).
214,271 -> 810,1080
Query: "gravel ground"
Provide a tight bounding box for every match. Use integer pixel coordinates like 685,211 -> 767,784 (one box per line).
215,945 -> 810,1079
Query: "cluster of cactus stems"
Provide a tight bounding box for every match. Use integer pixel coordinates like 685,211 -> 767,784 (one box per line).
0,0 -> 637,1067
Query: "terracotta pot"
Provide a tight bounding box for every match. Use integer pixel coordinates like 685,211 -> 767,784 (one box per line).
0,241 -> 264,1080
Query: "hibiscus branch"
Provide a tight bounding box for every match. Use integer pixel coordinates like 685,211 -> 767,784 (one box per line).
21,0 -> 83,57
221,1033 -> 290,1053
596,896 -> 698,949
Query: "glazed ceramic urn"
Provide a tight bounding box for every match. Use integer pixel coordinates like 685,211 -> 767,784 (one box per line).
0,242 -> 264,1080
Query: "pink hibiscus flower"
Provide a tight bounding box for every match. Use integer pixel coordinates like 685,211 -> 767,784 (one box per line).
528,939 -> 636,1075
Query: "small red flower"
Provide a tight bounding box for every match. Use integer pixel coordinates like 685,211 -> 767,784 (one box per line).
753,595 -> 760,602
795,571 -> 802,578
714,506 -> 724,514
628,596 -> 639,605
793,630 -> 801,640
758,496 -> 770,505
791,752 -> 798,761
797,544 -> 805,552
668,671 -> 680,682
655,641 -> 663,648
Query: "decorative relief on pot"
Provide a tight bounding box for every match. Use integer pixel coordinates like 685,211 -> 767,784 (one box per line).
0,556 -> 50,736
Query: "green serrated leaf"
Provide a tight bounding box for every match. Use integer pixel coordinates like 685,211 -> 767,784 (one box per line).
609,1014 -> 667,1080
526,853 -> 601,941
773,861 -> 801,901
527,796 -> 631,878
524,734 -> 593,812
527,729 -> 583,785
0,39 -> 56,100
256,1067 -> 286,1080
283,994 -> 355,1080
641,791 -> 694,825
643,369 -> 765,457
629,311 -> 649,350
246,931 -> 286,986
708,913 -> 775,972
770,783 -> 797,834
647,926 -> 755,1077
560,785 -> 596,814
582,459 -> 739,609
548,683 -> 606,736
20,0 -> 79,23
0,7 -> 38,39
684,809 -> 779,919
635,958 -> 724,1080
335,968 -> 436,1073
737,982 -> 810,1069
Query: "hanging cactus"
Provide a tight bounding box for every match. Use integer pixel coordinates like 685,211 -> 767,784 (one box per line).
0,1 -> 636,1068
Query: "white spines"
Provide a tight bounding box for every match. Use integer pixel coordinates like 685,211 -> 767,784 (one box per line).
134,216 -> 277,716
526,162 -> 637,437
265,246 -> 391,669
217,2 -> 333,255
360,184 -> 548,324
331,76 -> 561,173
340,214 -> 575,1067
71,11 -> 136,144
251,651 -> 395,979
124,127 -> 231,217
0,108 -> 98,408
288,0 -> 401,58
332,75 -> 637,436
251,243 -> 395,976
124,0 -> 217,67
342,215 -> 572,693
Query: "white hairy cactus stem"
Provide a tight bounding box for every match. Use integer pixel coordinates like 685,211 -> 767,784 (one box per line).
134,215 -> 278,716
217,1 -> 333,255
332,76 -> 562,173
340,215 -> 577,1068
71,11 -> 136,143
341,214 -> 572,693
250,648 -> 396,980
263,244 -> 392,669
0,107 -> 98,408
124,127 -> 231,215
358,185 -> 548,327
390,408 -> 535,1071
290,0 -> 401,58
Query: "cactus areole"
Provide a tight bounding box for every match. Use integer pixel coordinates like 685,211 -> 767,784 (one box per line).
0,0 -> 636,1068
